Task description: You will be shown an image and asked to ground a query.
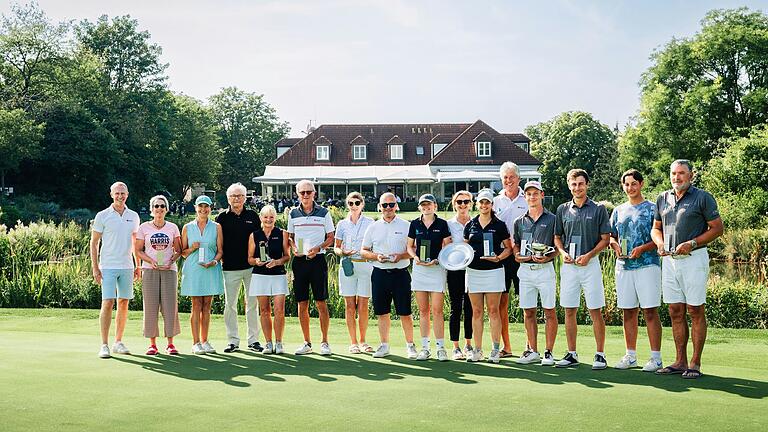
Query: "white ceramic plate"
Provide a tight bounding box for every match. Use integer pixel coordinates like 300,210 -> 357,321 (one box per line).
438,242 -> 475,271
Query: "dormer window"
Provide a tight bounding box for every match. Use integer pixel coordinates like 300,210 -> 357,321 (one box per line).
316,145 -> 330,161
352,144 -> 367,160
477,141 -> 491,158
389,144 -> 403,160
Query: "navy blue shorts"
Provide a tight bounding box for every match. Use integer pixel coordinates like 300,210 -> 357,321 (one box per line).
371,267 -> 412,316
292,255 -> 329,302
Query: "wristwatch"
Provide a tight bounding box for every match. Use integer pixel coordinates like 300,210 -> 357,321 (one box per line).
689,239 -> 698,249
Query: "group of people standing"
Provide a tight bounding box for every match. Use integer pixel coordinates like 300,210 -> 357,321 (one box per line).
91,158 -> 721,378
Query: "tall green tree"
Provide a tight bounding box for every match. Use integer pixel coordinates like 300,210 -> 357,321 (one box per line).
0,108 -> 44,192
526,111 -> 618,205
208,87 -> 289,190
633,8 -> 768,166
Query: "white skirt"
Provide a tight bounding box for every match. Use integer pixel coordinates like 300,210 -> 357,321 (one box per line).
465,267 -> 505,293
249,273 -> 289,297
411,263 -> 447,293
338,261 -> 373,298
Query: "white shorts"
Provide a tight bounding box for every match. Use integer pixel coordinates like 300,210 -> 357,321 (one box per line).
615,264 -> 661,309
338,260 -> 373,298
517,262 -> 556,309
411,263 -> 447,293
559,258 -> 605,309
662,248 -> 709,306
466,267 -> 505,294
249,273 -> 289,297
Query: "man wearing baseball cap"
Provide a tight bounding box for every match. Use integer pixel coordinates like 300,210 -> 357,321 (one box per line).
512,181 -> 559,366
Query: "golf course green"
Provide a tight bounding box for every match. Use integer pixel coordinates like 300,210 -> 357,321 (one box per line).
1,308 -> 766,431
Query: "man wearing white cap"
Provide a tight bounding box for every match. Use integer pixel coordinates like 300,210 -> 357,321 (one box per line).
512,181 -> 559,366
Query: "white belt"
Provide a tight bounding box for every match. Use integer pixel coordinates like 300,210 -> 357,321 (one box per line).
523,263 -> 545,271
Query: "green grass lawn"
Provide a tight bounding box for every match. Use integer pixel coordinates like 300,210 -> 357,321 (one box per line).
1,308 -> 767,431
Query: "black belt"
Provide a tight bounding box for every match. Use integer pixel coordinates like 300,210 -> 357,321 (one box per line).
373,267 -> 407,274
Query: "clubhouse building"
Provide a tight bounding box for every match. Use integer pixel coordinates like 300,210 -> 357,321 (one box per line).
253,120 -> 542,203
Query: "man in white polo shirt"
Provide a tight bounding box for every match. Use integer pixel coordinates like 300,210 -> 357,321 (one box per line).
651,160 -> 723,379
493,161 -> 528,358
90,182 -> 140,358
287,179 -> 335,356
361,192 -> 417,359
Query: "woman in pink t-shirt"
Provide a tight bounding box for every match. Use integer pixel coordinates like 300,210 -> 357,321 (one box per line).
135,195 -> 182,355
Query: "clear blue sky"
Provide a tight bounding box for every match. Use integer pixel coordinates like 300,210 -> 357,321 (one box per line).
4,0 -> 766,135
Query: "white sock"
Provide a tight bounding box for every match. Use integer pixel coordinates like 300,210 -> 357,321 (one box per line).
596,351 -> 606,357
651,350 -> 661,360
436,339 -> 445,349
569,350 -> 577,355
381,342 -> 389,350
627,349 -> 637,358
407,342 -> 415,348
421,337 -> 429,349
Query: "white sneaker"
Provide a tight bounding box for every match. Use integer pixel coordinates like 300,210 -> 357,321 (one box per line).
295,342 -> 313,355
437,348 -> 449,362
372,344 -> 390,358
555,352 -> 579,367
540,350 -> 555,366
488,349 -> 501,364
466,349 -> 484,363
416,348 -> 431,361
452,347 -> 464,360
98,344 -> 111,358
463,345 -> 474,359
201,341 -> 216,354
406,344 -> 418,359
614,354 -> 638,370
112,341 -> 130,355
192,343 -> 206,355
592,353 -> 607,370
319,342 -> 332,356
642,357 -> 663,372
516,350 -> 541,364
275,342 -> 284,354
262,341 -> 274,354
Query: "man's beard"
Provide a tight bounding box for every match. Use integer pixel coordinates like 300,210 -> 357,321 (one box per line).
672,180 -> 691,192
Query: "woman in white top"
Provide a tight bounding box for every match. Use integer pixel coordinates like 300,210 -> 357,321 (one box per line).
446,190 -> 474,360
334,192 -> 375,354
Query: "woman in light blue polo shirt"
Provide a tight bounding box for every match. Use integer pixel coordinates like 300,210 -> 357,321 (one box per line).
181,195 -> 225,355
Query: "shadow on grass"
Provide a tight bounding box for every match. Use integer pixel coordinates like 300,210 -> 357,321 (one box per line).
112,351 -> 768,398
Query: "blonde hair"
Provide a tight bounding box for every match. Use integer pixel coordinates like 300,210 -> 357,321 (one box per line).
259,204 -> 277,218
149,195 -> 169,209
451,190 -> 473,211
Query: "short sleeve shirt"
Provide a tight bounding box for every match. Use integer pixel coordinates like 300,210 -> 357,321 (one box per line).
408,216 -> 452,261
216,208 -> 261,271
654,186 -> 720,248
287,203 -> 335,254
447,216 -> 470,244
335,215 -> 374,260
463,216 -> 510,270
513,210 -> 556,249
92,206 -> 140,270
554,198 -> 610,257
361,216 -> 411,270
137,221 -> 181,271
252,227 -> 286,276
610,200 -> 660,270
493,188 -> 528,233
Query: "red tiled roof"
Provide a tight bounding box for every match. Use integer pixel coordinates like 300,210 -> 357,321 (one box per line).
503,133 -> 530,142
271,122 -> 539,167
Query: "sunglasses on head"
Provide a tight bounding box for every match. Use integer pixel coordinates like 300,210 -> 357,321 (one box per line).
298,190 -> 314,196
455,199 -> 472,205
153,204 -> 166,209
348,200 -> 362,206
380,202 -> 396,209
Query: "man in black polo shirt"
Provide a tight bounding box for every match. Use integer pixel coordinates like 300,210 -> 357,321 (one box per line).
216,183 -> 263,353
651,160 -> 723,379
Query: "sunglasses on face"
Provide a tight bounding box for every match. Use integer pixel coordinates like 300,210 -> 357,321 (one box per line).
455,199 -> 472,205
348,200 -> 362,206
153,204 -> 166,209
298,190 -> 314,196
381,202 -> 396,209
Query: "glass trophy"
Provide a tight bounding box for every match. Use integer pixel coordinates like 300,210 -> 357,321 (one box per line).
296,238 -> 305,255
259,241 -> 271,262
569,235 -> 581,260
620,237 -> 629,257
419,239 -> 431,263
520,232 -> 532,257
664,225 -> 677,254
156,249 -> 165,266
483,233 -> 495,257
198,243 -> 206,263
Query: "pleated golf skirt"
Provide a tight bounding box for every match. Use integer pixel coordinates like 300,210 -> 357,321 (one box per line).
411,263 -> 447,293
465,267 -> 505,293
